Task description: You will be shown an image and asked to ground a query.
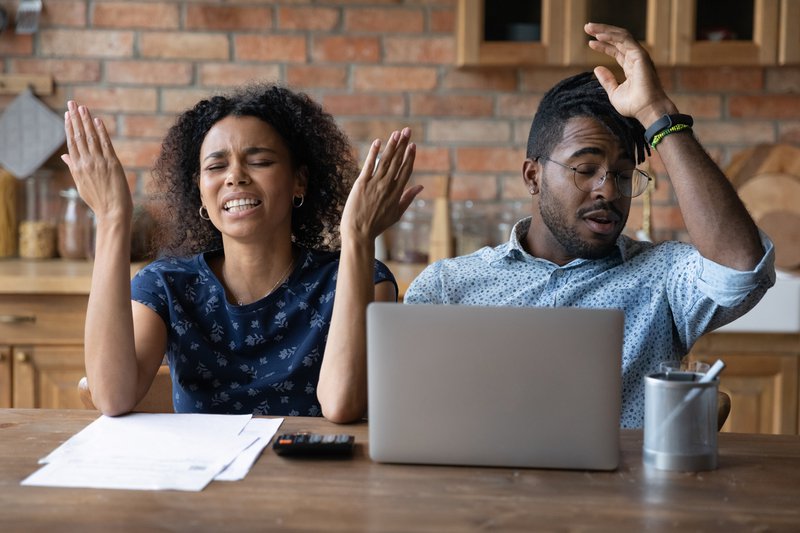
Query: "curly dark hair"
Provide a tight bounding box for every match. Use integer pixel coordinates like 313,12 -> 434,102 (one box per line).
148,83 -> 356,256
526,72 -> 649,165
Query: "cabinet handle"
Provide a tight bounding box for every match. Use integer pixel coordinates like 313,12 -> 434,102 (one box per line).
0,314 -> 36,324
15,352 -> 29,363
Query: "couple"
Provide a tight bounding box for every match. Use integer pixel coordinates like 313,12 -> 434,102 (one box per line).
67,24 -> 773,429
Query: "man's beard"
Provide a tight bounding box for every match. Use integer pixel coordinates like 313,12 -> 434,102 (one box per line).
538,181 -> 625,260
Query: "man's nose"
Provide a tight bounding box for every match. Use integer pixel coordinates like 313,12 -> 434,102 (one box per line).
591,171 -> 620,200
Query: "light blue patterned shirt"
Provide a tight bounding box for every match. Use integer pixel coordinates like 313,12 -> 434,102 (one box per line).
404,217 -> 775,428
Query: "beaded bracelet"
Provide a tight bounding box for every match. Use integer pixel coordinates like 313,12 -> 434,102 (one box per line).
650,123 -> 692,149
644,113 -> 693,148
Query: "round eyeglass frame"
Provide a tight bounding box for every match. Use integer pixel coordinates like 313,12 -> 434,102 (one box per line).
536,156 -> 652,198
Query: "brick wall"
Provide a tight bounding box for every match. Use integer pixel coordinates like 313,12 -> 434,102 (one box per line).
2,0 -> 799,244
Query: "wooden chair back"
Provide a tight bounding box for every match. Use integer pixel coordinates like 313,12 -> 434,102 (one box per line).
78,365 -> 174,413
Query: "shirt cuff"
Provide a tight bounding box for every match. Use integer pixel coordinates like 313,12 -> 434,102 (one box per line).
696,230 -> 776,307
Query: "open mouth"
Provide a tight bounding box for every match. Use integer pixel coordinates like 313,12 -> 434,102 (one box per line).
224,198 -> 262,213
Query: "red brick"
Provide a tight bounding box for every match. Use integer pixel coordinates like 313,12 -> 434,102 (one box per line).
71,87 -> 158,113
340,119 -> 425,143
121,115 -> 178,139
694,120 -> 776,144
41,30 -> 133,58
450,175 -> 499,201
496,94 -> 541,118
278,6 -> 339,31
162,89 -> 219,114
669,95 -> 722,119
322,94 -> 406,116
106,61 -> 193,86
312,36 -> 379,63
112,139 -> 163,170
409,94 -> 492,117
677,67 -> 764,92
286,66 -> 348,89
186,5 -> 272,31
354,66 -> 437,91
430,8 -> 455,33
443,69 -> 517,91
141,33 -> 229,60
41,1 -> 86,27
457,147 -> 521,173
199,64 -> 282,88
345,8 -> 424,33
9,59 -> 100,82
412,146 -> 450,172
765,67 -> 800,92
92,2 -> 179,29
235,35 -> 306,62
384,37 -> 454,64
0,33 -> 34,55
778,121 -> 800,144
428,120 -> 512,143
728,95 -> 800,119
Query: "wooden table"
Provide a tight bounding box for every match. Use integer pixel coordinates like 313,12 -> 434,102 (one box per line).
1,409 -> 799,532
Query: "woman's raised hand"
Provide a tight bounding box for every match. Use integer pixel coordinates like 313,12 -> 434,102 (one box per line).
341,127 -> 423,243
60,101 -> 133,221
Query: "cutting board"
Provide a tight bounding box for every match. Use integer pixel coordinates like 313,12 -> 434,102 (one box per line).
726,144 -> 800,271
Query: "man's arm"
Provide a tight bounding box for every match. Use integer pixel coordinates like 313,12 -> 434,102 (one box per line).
585,22 -> 764,271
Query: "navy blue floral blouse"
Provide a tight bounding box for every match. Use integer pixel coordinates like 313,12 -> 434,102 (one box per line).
131,247 -> 396,416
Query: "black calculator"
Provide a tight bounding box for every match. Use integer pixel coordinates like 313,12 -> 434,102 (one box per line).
272,433 -> 355,457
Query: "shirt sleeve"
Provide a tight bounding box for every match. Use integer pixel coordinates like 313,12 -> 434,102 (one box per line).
130,261 -> 171,322
374,259 -> 399,300
695,230 -> 776,307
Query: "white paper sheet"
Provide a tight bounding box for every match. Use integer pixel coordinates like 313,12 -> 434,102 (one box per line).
214,417 -> 284,481
21,413 -> 274,491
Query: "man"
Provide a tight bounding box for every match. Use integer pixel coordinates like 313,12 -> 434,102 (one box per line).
404,23 -> 775,428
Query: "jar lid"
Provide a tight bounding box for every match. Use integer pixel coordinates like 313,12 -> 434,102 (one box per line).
59,187 -> 80,198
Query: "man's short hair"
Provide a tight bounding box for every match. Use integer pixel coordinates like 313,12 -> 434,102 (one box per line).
526,72 -> 648,164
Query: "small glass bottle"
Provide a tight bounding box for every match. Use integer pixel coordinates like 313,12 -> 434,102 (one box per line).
57,187 -> 90,260
18,170 -> 57,259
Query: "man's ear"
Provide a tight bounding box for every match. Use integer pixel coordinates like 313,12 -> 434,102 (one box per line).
522,158 -> 540,196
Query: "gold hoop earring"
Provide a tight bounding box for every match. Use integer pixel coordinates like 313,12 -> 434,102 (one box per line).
292,194 -> 304,208
199,205 -> 210,220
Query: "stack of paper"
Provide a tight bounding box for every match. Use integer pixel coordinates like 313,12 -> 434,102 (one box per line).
21,413 -> 283,492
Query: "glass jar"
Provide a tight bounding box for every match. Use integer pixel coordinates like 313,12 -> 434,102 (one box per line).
390,199 -> 431,263
57,188 -> 90,260
18,170 -> 57,259
451,200 -> 490,256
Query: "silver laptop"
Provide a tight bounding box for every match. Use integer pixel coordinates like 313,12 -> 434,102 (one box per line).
366,303 -> 623,470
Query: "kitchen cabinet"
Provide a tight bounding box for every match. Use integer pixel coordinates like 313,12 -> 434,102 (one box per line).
457,0 -> 800,67
0,260 -> 142,409
690,332 -> 800,435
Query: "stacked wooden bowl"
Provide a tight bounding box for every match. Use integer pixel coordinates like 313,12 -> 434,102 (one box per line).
727,143 -> 800,272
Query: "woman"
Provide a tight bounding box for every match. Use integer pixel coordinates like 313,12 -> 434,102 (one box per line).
62,83 -> 420,423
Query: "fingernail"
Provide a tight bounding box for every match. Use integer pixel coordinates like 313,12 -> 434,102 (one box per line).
79,105 -> 86,116
402,127 -> 410,137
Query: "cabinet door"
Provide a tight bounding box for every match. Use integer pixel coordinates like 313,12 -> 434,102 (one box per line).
457,0 -> 566,66
671,0 -> 779,65
564,0 -> 671,65
12,345 -> 87,409
690,337 -> 799,435
781,0 -> 800,64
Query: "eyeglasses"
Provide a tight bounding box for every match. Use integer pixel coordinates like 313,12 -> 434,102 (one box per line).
536,156 -> 652,198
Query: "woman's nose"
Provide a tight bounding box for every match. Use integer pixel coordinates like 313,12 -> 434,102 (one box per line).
225,162 -> 250,185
